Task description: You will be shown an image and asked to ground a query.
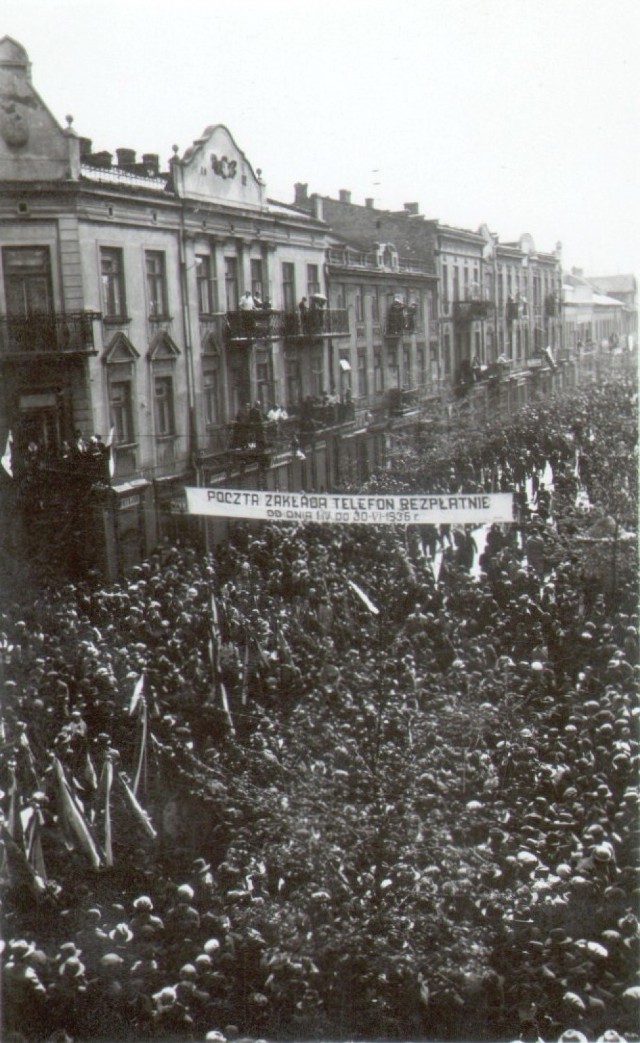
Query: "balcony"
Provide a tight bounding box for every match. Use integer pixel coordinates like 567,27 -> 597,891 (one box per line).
225,309 -> 284,343
0,311 -> 100,360
506,297 -> 528,323
283,308 -> 350,339
453,299 -> 494,323
385,307 -> 417,337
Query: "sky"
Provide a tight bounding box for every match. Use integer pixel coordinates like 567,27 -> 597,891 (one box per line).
4,0 -> 639,278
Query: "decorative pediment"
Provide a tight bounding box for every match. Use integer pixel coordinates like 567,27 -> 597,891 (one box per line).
147,331 -> 180,361
201,331 -> 221,356
102,331 -> 140,363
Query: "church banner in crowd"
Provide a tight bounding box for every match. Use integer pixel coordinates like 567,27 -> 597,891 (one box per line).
185,487 -> 514,525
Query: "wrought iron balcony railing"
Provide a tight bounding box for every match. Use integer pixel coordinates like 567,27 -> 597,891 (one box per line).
0,311 -> 100,358
283,308 -> 350,338
385,309 -> 417,336
225,309 -> 284,341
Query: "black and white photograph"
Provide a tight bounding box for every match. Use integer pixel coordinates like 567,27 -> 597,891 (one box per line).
0,2 -> 638,1042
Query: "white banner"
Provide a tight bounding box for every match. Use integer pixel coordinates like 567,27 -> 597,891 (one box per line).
185,487 -> 514,526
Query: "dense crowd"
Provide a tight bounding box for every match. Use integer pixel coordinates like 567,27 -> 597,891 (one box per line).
1,376 -> 638,1043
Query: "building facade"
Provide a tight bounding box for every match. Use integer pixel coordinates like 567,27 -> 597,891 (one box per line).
0,36 -> 634,580
0,36 -> 347,575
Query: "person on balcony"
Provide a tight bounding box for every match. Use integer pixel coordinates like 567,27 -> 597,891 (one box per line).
298,297 -> 310,334
230,406 -> 250,450
239,291 -> 256,336
388,296 -> 404,336
472,355 -> 483,382
247,401 -> 266,451
309,296 -> 326,334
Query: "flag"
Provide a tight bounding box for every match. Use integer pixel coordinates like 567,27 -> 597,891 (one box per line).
105,425 -> 116,478
210,590 -> 235,735
129,673 -> 145,716
241,639 -> 250,706
119,774 -> 157,839
99,759 -> 114,866
132,698 -> 148,798
53,757 -> 103,868
0,826 -> 46,895
1,430 -> 13,478
347,579 -> 380,615
24,808 -> 48,885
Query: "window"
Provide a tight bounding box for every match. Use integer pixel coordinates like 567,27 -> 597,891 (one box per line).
387,345 -> 399,387
3,246 -> 52,316
256,349 -> 273,408
417,346 -> 427,384
100,248 -> 126,319
355,286 -> 364,323
311,349 -> 323,397
403,346 -> 412,387
224,257 -> 239,311
442,261 -> 449,313
333,283 -> 347,310
203,364 -> 220,426
444,330 -> 451,375
282,263 -> 296,311
145,251 -> 168,317
452,265 -> 460,303
285,355 -> 301,406
196,254 -> 217,314
371,289 -> 379,323
358,350 -> 368,397
374,350 -> 384,393
154,376 -> 175,436
251,258 -> 264,301
306,264 -> 320,299
474,329 -> 482,362
109,380 -> 134,445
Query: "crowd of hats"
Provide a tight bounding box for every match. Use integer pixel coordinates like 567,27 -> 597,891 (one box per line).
1,376 -> 638,1043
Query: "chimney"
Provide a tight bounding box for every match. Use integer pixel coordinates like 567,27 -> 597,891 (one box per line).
404,202 -> 420,216
294,182 -> 309,206
142,153 -> 160,175
365,198 -> 374,209
116,147 -> 136,168
78,136 -> 92,159
90,150 -> 113,168
311,194 -> 324,221
339,189 -> 351,204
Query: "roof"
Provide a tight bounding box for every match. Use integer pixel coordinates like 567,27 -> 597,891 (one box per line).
81,164 -> 169,192
298,195 -> 437,272
587,274 -> 637,294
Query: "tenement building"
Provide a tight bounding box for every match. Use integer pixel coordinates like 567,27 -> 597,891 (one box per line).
291,185 -> 440,472
0,36 -> 348,576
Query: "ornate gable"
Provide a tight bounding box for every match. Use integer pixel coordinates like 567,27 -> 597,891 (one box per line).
102,331 -> 140,364
0,36 -> 79,181
147,331 -> 180,361
175,124 -> 266,208
201,331 -> 221,356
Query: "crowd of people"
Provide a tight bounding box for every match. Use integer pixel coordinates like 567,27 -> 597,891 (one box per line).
1,375 -> 638,1043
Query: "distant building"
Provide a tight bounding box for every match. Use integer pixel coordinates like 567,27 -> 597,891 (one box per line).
585,274 -> 638,344
292,186 -> 439,426
563,268 -> 635,352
